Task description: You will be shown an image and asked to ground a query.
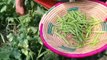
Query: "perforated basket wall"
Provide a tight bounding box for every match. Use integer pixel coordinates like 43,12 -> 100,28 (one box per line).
39,1 -> 107,58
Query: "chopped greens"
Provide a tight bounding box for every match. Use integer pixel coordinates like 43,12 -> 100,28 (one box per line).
54,10 -> 103,48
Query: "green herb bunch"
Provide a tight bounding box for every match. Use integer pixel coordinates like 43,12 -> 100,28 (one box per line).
54,10 -> 101,48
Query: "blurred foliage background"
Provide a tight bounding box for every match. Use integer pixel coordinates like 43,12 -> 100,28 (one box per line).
0,0 -> 107,60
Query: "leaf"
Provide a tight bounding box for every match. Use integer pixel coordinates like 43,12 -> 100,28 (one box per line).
21,49 -> 28,56
31,1 -> 34,8
0,45 -> 12,60
22,49 -> 34,60
0,5 -> 7,12
11,48 -> 21,60
37,37 -> 43,45
29,51 -> 34,60
27,27 -> 37,33
36,51 -> 48,60
7,0 -> 11,4
0,33 -> 5,43
0,2 -> 4,5
0,51 -> 10,60
18,39 -> 28,48
7,33 -> 14,42
35,6 -> 45,15
7,17 -> 14,23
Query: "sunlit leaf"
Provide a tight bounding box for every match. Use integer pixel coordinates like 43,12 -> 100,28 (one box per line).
21,49 -> 28,56
0,5 -> 7,12
7,33 -> 14,42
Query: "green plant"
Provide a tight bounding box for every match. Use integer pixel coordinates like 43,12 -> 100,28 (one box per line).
0,0 -> 61,60
0,0 -> 107,60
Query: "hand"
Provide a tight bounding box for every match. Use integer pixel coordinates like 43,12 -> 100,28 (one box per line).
15,0 -> 25,15
16,5 -> 25,15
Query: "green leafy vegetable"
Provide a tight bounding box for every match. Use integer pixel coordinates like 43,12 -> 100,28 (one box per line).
54,10 -> 102,48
